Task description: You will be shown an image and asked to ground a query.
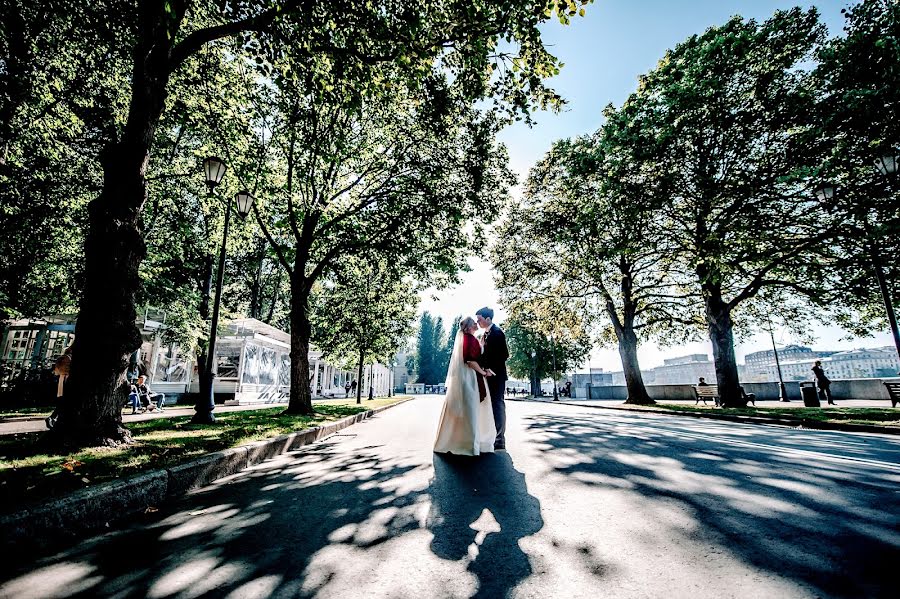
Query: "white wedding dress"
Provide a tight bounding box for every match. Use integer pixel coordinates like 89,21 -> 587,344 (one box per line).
433,331 -> 496,456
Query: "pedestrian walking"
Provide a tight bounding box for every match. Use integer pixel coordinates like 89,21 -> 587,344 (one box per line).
811,360 -> 834,405
344,381 -> 351,398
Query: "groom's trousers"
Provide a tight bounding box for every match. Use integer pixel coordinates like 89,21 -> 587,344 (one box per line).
488,377 -> 506,448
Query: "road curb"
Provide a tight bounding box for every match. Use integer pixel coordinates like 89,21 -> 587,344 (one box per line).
0,398 -> 412,553
510,398 -> 900,435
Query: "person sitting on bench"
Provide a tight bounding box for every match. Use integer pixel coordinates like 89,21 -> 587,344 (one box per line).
136,375 -> 166,412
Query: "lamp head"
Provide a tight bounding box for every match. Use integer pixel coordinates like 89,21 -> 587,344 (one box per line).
814,182 -> 836,202
203,156 -> 227,190
876,151 -> 898,176
234,190 -> 255,219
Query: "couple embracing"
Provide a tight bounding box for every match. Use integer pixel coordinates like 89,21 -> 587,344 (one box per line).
434,307 -> 509,456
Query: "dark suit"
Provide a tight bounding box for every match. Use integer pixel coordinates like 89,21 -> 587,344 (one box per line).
479,324 -> 509,447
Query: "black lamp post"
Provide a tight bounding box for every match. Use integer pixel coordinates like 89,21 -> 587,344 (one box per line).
530,349 -> 537,397
550,334 -> 559,402
767,314 -> 789,402
193,159 -> 255,424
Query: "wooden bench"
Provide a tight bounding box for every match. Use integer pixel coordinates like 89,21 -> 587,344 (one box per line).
884,382 -> 900,408
694,385 -> 720,406
693,385 -> 756,407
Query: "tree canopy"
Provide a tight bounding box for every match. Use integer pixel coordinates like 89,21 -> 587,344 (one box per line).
1,0 -> 592,445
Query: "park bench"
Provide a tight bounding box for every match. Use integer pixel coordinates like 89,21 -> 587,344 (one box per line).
883,382 -> 900,408
693,385 -> 755,407
694,385 -> 720,406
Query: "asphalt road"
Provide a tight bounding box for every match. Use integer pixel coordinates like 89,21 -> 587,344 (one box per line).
1,397 -> 897,598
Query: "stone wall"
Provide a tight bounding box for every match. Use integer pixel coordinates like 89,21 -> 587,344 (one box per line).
576,378 -> 900,401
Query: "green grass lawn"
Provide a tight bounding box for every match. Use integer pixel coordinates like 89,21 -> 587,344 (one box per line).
0,407 -> 53,419
623,403 -> 900,427
0,397 -> 409,512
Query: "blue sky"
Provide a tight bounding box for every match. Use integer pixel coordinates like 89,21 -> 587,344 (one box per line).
419,0 -> 894,372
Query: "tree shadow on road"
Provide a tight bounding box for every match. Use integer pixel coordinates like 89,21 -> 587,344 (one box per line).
0,437 -> 546,598
427,452 -> 544,598
0,438 -> 431,598
523,411 -> 900,598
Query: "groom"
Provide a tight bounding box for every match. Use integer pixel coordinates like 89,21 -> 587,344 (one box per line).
476,307 -> 509,451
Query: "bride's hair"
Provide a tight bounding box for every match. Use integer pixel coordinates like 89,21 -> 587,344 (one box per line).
459,317 -> 476,333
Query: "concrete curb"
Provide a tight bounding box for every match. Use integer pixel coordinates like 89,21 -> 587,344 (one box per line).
512,398 -> 900,435
0,398 -> 412,553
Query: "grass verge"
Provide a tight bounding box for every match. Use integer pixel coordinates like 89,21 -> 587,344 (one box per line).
0,397 -> 409,512
619,403 -> 900,428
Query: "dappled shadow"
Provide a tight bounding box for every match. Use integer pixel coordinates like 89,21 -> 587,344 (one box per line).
0,427 -> 546,598
0,439 -> 429,598
427,452 -> 544,598
522,410 -> 900,598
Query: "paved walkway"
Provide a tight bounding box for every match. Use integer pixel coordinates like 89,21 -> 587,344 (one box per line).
1,397 -> 897,598
553,398 -> 893,408
0,398 -> 375,436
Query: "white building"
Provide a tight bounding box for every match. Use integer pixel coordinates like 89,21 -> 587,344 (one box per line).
0,314 -> 393,405
744,345 -> 836,382
817,347 -> 899,380
761,346 -> 900,381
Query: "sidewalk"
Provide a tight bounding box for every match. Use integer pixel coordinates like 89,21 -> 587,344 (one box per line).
565,398 -> 893,408
0,397 -> 378,436
518,397 -> 900,435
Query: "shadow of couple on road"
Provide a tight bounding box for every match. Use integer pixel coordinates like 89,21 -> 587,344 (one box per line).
427,451 -> 544,598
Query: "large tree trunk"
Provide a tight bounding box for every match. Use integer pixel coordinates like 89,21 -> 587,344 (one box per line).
286,273 -> 314,415
59,147 -> 149,445
617,327 -> 653,405
607,272 -> 653,404
703,286 -> 744,407
56,4 -> 185,446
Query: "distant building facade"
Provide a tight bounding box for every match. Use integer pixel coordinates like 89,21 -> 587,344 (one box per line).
392,351 -> 411,392
603,345 -> 899,385
765,347 -> 900,381
572,368 -> 614,389
743,345 -> 837,382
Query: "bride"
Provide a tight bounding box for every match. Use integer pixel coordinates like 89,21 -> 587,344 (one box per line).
434,317 -> 497,456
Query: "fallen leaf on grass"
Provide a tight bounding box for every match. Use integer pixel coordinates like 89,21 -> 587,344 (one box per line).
145,506 -> 158,514
61,460 -> 84,471
81,477 -> 90,484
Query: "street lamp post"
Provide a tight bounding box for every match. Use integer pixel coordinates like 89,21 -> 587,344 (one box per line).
193,157 -> 254,424
767,315 -> 789,402
530,349 -> 537,398
550,335 -> 559,402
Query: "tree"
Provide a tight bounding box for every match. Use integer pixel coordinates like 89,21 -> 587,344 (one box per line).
813,0 -> 900,358
504,305 -> 591,397
633,9 -> 834,406
413,312 -> 449,385
311,258 -> 416,403
32,0 -> 589,444
495,106 -> 699,405
252,54 -> 514,414
0,1 -> 128,319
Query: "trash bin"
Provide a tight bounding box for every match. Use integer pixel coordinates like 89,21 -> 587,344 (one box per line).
800,382 -> 820,407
